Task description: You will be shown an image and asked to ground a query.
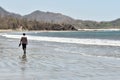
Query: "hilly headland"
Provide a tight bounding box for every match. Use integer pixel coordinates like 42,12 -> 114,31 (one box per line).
0,6 -> 120,31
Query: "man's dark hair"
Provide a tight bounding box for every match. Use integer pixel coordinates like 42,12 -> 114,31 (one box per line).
23,33 -> 26,35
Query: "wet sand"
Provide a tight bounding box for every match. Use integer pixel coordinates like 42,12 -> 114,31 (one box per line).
0,33 -> 120,80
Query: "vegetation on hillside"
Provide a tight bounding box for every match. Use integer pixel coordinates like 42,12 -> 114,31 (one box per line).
0,15 -> 77,31
74,19 -> 120,29
0,6 -> 120,30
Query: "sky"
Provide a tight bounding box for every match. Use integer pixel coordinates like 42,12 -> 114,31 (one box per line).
0,0 -> 120,21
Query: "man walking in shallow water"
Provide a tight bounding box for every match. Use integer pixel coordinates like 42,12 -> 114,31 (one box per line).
19,33 -> 28,58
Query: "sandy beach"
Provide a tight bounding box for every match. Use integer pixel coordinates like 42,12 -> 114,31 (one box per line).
0,31 -> 120,80
78,28 -> 120,31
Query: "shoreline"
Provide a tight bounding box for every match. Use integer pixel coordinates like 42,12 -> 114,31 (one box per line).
78,28 -> 120,31
0,28 -> 120,32
0,29 -> 13,32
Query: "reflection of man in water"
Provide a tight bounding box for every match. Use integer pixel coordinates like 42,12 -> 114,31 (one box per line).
19,33 -> 28,57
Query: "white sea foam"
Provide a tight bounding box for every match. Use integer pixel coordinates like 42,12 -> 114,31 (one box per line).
80,53 -> 120,60
2,34 -> 120,46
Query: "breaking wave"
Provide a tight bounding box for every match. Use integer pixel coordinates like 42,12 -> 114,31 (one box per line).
2,33 -> 120,47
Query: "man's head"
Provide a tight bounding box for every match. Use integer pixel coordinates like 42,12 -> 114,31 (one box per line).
23,33 -> 26,36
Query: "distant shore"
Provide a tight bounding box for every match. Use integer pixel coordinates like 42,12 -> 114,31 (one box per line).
0,28 -> 120,32
0,29 -> 13,32
78,28 -> 120,31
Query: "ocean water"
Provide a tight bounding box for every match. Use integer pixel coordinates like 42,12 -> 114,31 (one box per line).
1,31 -> 120,80
2,31 -> 120,57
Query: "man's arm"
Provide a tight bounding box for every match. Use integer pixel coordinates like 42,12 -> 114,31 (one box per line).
19,37 -> 22,47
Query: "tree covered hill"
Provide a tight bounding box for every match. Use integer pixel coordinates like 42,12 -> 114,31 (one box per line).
0,6 -> 120,30
75,19 -> 120,29
0,7 -> 76,30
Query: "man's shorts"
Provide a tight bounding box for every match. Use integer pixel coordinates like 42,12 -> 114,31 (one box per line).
22,44 -> 26,49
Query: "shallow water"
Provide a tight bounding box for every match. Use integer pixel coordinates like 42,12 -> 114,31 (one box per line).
0,32 -> 120,80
